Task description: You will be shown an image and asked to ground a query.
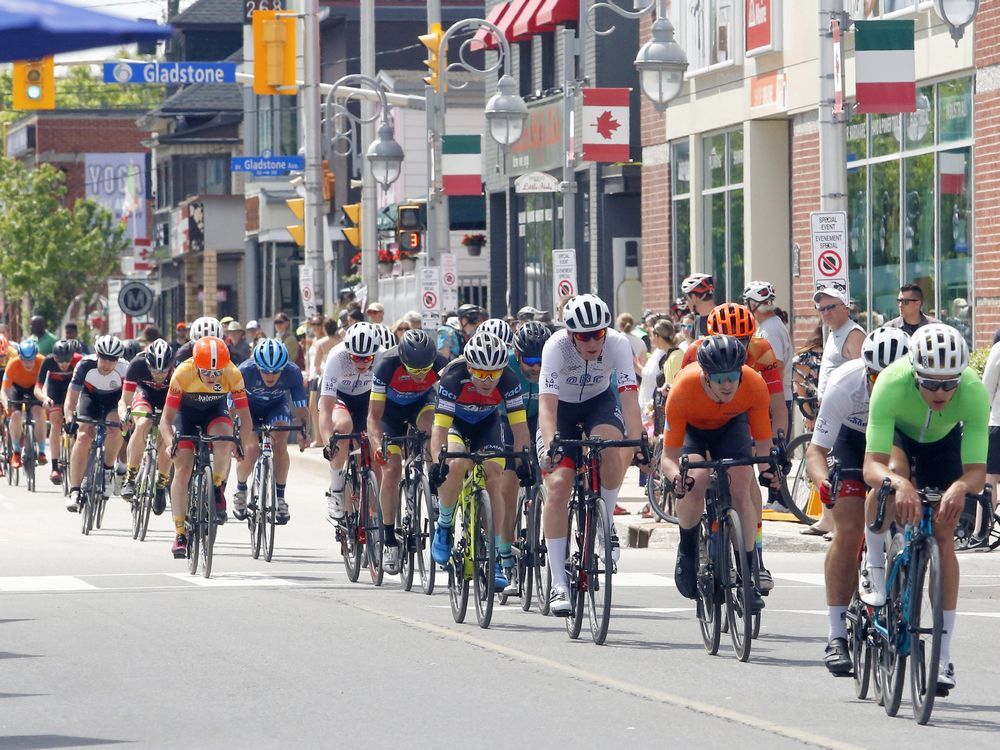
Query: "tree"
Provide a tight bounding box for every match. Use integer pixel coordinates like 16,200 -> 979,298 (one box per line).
0,159 -> 128,325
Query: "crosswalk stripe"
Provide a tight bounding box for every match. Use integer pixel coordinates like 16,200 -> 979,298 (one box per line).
0,576 -> 96,592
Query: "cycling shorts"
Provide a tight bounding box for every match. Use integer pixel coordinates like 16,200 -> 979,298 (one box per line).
382,392 -> 435,454
45,381 -> 71,409
333,390 -> 370,432
988,426 -> 1000,475
9,383 -> 41,410
894,424 -> 963,491
175,401 -> 233,451
79,391 -> 120,422
131,387 -> 167,417
250,400 -> 292,429
555,385 -> 626,442
831,426 -> 866,485
682,413 -> 751,461
447,413 -> 505,465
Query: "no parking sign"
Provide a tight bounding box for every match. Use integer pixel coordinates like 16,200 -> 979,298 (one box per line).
552,249 -> 577,307
809,211 -> 849,300
420,267 -> 441,329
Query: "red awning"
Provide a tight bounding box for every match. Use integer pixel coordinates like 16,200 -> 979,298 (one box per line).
512,0 -> 555,38
495,0 -> 533,43
470,3 -> 509,53
536,0 -> 578,27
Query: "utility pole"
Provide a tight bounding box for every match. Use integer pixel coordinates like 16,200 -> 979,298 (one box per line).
819,0 -> 847,215
560,26 -> 577,253
360,0 -> 378,302
303,0 -> 325,312
425,0 -> 448,267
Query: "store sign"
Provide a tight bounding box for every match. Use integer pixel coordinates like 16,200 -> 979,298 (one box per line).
750,70 -> 787,113
515,171 -> 560,193
746,0 -> 781,56
810,211 -> 849,300
85,153 -> 148,240
508,95 -> 563,176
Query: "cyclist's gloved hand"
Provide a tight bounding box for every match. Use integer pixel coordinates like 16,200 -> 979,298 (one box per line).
773,437 -> 792,476
428,461 -> 449,491
758,468 -> 779,489
64,420 -> 78,437
819,481 -> 835,508
672,474 -> 694,498
515,460 -> 536,488
322,438 -> 336,461
373,447 -> 387,466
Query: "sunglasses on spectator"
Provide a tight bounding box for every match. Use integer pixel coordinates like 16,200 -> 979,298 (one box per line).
520,356 -> 542,366
915,376 -> 960,392
470,367 -> 503,380
572,329 -> 607,343
816,303 -> 839,313
198,368 -> 223,378
708,371 -> 741,385
897,298 -> 920,305
404,364 -> 433,376
350,354 -> 375,364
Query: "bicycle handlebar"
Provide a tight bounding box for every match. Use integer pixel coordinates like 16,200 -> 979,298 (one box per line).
437,446 -> 532,465
548,432 -> 651,465
74,415 -> 122,429
253,422 -> 305,434
171,430 -> 243,460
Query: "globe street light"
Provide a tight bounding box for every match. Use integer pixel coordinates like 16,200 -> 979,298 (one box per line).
933,0 -> 980,44
485,74 -> 528,147
633,15 -> 689,111
367,119 -> 405,191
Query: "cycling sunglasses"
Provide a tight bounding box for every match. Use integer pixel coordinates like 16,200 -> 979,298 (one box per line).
866,369 -> 879,385
915,376 -> 960,393
708,370 -> 741,385
350,354 -> 375,364
470,367 -> 503,380
198,367 -> 224,378
520,356 -> 542,366
404,364 -> 434,376
572,329 -> 607,342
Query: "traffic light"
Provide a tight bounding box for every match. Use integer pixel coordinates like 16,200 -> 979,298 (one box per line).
396,204 -> 424,252
419,23 -> 447,94
286,198 -> 305,246
341,202 -> 362,248
322,160 -> 335,204
12,58 -> 55,110
253,10 -> 297,96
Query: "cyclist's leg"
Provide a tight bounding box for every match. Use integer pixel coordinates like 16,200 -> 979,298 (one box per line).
235,408 -> 263,486
542,404 -> 584,593
437,425 -> 472,516
264,405 -> 293,519
497,418 -> 518,556
101,401 -> 124,472
582,387 -> 628,520
378,404 -> 410,529
127,411 -> 153,475
48,404 -> 64,465
30,402 -> 46,458
325,403 -> 354,518
8,401 -> 23,450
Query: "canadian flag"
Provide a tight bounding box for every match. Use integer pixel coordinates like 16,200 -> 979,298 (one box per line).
939,151 -> 965,196
582,88 -> 631,163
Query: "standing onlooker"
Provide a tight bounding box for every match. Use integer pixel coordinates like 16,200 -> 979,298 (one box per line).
402,310 -> 423,330
173,322 -> 190,350
391,318 -> 411,343
64,322 -> 92,354
29,315 -> 58,356
227,321 -> 251,364
680,273 -> 716,337
438,303 -> 481,360
273,312 -> 299,364
743,281 -> 794,432
677,314 -> 696,352
616,312 -> 648,373
309,317 -> 340,446
886,282 -> 938,336
366,302 -> 385,324
639,319 -> 681,435
246,320 -> 264,344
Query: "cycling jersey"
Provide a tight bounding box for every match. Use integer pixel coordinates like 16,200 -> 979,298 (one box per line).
165,358 -> 248,411
434,358 -> 526,427
320,342 -> 373,399
3,355 -> 44,391
0,344 -> 18,371
239,359 -> 308,410
664,364 -> 772,449
811,359 -> 870,450
371,349 -> 448,406
757,315 -> 793,400
70,355 -> 128,397
36,353 -> 83,401
123,357 -> 171,407
539,328 -> 637,403
866,357 -> 988,465
681,336 -> 783,395
507,350 -> 539,421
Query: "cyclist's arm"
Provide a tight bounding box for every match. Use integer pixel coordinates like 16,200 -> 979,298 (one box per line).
660,445 -> 682,484
538,393 -> 558,460
367,396 -> 385,453
768,390 -> 788,438
64,386 -> 81,416
619,388 -> 643,441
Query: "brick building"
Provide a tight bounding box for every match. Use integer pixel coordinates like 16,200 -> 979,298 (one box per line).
640,2 -> 993,348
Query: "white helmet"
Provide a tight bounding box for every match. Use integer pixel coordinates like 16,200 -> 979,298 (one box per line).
681,273 -> 714,296
562,294 -> 611,333
145,338 -> 173,371
190,316 -> 224,341
344,322 -> 380,357
479,318 -> 513,347
463,331 -> 508,370
909,323 -> 968,377
742,280 -> 776,305
372,323 -> 394,351
862,327 -> 910,373
94,335 -> 125,359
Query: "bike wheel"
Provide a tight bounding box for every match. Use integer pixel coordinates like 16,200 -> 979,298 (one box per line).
342,511 -> 363,583
186,486 -> 201,576
363,470 -> 384,586
519,488 -> 535,612
777,432 -> 819,524
697,517 -> 721,656
399,480 -> 416,591
880,533 -> 908,717
88,458 -> 102,533
131,462 -> 144,540
448,499 -> 470,623
474,490 -> 496,629
587,497 -> 614,645
909,537 -> 943,725
200,468 -> 216,579
646,441 -> 678,523
722,509 -> 754,662
61,436 -> 71,497
847,594 -> 872,700
533,484 -> 552,616
24,431 -> 35,493
262,460 -> 277,563
249,464 -> 263,559
80,490 -> 93,535
565,499 -> 585,640
416,475 -> 436,595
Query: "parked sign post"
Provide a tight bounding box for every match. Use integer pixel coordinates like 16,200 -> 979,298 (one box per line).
420,267 -> 441,330
809,211 -> 849,300
552,249 -> 578,309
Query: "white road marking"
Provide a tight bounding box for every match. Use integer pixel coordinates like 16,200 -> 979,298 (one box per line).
166,572 -> 301,587
771,572 -> 825,586
0,576 -> 96,592
613,572 -> 672,587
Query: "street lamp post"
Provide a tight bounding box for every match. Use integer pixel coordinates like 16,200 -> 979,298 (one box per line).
933,0 -> 980,44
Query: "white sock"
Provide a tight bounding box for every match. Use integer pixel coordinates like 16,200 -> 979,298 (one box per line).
330,469 -> 345,493
602,486 -> 620,522
941,610 -> 957,667
548,537 -> 568,589
828,605 -> 848,641
864,528 -> 887,568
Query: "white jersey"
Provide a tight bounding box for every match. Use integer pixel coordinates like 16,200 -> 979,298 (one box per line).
70,354 -> 129,397
320,342 -> 373,398
811,359 -> 869,450
817,319 -> 864,400
539,328 -> 638,404
757,314 -> 792,401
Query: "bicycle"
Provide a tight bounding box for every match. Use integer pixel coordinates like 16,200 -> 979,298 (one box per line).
549,433 -> 649,645
436,446 -> 529,629
773,429 -> 819,524
60,420 -> 75,497
791,350 -> 820,425
328,432 -> 382,585
172,428 -> 242,579
383,429 -> 435,594
0,409 -> 11,480
954,486 -> 998,552
677,448 -> 780,662
247,422 -> 304,562
17,401 -> 38,493
499,475 -> 545,612
75,416 -> 120,536
129,409 -> 162,542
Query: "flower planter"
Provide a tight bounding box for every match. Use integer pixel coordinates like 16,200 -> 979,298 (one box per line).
400,257 -> 417,273
464,242 -> 484,257
378,261 -> 393,276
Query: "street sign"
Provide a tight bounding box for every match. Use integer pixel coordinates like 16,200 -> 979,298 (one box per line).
809,211 -> 849,299
243,0 -> 285,23
298,265 -> 316,317
552,249 -> 578,308
419,267 -> 441,330
441,253 -> 458,312
231,151 -> 304,176
117,280 -> 154,317
104,61 -> 237,85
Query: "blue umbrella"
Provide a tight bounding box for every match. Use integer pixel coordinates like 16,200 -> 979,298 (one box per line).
0,0 -> 173,63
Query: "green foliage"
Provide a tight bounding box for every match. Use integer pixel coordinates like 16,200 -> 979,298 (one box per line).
970,347 -> 990,378
0,158 -> 128,324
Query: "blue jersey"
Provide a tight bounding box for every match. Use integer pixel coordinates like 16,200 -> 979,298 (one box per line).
507,350 -> 539,421
238,360 -> 308,410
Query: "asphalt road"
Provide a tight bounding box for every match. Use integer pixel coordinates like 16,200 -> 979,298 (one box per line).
1,451 -> 998,749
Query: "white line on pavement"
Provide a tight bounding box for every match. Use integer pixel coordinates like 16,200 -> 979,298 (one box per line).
0,575 -> 96,592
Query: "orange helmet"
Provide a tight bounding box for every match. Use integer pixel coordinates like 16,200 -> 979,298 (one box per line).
192,336 -> 230,370
707,303 -> 757,338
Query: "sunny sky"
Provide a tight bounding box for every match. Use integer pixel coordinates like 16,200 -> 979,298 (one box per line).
55,0 -> 198,64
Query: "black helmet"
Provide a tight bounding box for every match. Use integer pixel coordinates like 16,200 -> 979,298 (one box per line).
52,339 -> 73,363
457,303 -> 483,322
514,321 -> 551,358
399,328 -> 437,370
696,334 -> 746,375
122,339 -> 142,362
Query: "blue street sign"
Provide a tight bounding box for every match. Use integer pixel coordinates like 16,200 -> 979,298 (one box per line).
103,61 -> 238,85
230,153 -> 305,176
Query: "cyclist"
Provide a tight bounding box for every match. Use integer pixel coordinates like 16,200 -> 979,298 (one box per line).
34,340 -> 83,484
862,323 -> 987,692
804,327 -> 910,675
173,316 -> 225,365
680,273 -> 715,337
233,339 -> 309,525
428,331 -> 533,592
661,335 -> 775,613
63,336 -> 129,512
319,321 -> 380,521
367,329 -> 448,574
372,323 -> 395,353
120,339 -> 174,515
160,336 -> 253,558
538,294 -> 643,615
2,340 -> 48,470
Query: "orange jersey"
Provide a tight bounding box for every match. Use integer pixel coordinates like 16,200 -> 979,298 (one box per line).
681,336 -> 782,395
2,355 -> 44,390
663,364 -> 772,448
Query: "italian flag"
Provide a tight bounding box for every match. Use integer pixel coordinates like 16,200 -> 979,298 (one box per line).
855,20 -> 916,114
441,135 -> 482,196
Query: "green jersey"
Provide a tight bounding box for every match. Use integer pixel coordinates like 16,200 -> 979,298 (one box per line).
865,357 -> 988,465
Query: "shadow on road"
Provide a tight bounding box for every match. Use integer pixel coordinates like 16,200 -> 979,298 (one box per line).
0,735 -> 130,748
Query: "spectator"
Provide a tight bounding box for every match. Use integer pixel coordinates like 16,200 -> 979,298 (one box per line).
64,321 -> 91,354
295,324 -> 308,369
639,319 -> 680,435
885,282 -> 939,336
246,320 -> 264,343
366,302 -> 385,324
391,318 -> 411,343
310,317 -> 340,446
402,310 -> 423,330
677,313 -> 696,352
516,305 -> 544,326
669,297 -> 689,323
273,312 -> 300,364
172,321 -> 189,350
616,312 -> 648,372
140,325 -> 161,349
29,315 -> 58,355
743,281 -> 793,434
220,316 -> 235,329
439,303 -> 482,360
227,321 -> 251,364
680,273 -> 716,337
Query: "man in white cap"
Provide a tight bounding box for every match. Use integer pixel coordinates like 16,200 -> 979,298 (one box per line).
366,302 -> 385,325
814,287 -> 865,401
246,320 -> 264,344
227,321 -> 251,364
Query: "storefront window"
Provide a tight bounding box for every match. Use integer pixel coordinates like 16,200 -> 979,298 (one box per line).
939,78 -> 972,143
939,147 -> 972,340
519,194 -> 555,311
847,165 -> 868,317
671,140 -> 691,297
702,129 -> 744,303
870,160 -> 900,325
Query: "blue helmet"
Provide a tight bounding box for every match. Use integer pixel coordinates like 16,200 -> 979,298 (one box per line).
253,338 -> 289,373
18,339 -> 38,360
